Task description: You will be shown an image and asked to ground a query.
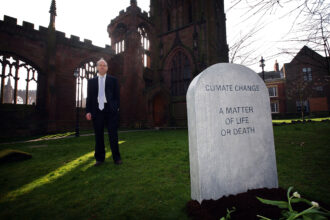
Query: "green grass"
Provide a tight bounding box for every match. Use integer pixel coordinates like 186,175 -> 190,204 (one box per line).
0,123 -> 329,219
272,116 -> 330,123
0,131 -> 73,144
273,122 -> 330,206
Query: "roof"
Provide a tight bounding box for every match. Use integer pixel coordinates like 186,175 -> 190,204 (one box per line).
257,71 -> 283,81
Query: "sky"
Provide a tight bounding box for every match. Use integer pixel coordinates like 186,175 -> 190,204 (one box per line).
0,0 -> 325,73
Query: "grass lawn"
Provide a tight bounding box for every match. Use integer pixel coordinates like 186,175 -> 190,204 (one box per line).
272,116 -> 330,124
0,122 -> 329,219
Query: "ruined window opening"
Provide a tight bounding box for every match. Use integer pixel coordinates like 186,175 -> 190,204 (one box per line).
0,55 -> 38,105
115,40 -> 125,54
138,27 -> 150,68
75,61 -> 97,108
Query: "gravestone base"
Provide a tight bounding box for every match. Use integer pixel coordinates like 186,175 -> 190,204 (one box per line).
186,187 -> 312,220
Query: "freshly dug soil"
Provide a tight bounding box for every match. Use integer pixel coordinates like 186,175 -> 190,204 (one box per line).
186,188 -> 311,220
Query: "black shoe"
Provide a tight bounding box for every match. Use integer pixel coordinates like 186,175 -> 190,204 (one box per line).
94,161 -> 104,166
114,160 -> 122,165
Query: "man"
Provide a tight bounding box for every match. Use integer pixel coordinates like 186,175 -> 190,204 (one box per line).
86,58 -> 122,166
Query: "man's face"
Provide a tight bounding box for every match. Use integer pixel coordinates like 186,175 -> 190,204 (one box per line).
97,60 -> 108,75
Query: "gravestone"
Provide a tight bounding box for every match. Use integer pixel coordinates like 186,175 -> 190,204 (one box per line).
187,63 -> 278,203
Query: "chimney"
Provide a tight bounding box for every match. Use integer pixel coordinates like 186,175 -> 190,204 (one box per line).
274,60 -> 279,72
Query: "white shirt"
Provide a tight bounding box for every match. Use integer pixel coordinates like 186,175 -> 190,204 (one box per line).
98,74 -> 107,103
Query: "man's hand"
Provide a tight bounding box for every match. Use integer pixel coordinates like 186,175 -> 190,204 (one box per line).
86,113 -> 92,121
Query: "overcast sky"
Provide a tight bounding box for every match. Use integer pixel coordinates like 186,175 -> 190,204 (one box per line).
0,0 -> 320,72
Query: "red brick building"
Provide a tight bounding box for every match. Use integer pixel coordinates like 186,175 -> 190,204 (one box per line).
108,0 -> 229,127
0,1 -> 114,138
259,61 -> 286,115
150,0 -> 229,126
0,0 -> 229,137
259,47 -> 329,117
267,80 -> 286,115
282,46 -> 329,114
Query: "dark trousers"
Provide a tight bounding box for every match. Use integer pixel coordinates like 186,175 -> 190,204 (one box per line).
92,104 -> 121,162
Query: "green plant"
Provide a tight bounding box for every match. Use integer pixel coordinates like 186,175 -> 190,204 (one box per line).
257,187 -> 330,220
220,207 -> 236,220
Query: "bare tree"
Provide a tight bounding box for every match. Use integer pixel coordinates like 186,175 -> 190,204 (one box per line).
284,46 -> 329,119
227,0 -> 330,70
286,70 -> 328,119
229,25 -> 263,65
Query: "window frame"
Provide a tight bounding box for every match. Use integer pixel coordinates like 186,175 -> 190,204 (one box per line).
0,55 -> 39,105
170,51 -> 192,96
268,86 -> 278,97
302,67 -> 312,81
270,101 -> 279,113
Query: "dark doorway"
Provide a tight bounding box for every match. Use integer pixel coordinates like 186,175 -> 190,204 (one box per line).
153,93 -> 167,127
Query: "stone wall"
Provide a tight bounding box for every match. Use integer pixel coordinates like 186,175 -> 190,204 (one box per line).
0,15 -> 113,136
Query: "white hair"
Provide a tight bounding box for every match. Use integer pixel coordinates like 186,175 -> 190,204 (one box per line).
97,58 -> 108,66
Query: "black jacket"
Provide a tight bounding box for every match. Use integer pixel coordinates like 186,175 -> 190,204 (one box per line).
86,74 -> 120,117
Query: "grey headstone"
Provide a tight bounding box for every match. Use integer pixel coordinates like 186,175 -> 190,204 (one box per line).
187,63 -> 278,203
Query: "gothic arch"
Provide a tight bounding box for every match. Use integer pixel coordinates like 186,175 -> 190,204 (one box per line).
0,51 -> 43,74
163,47 -> 194,96
73,57 -> 102,108
138,23 -> 151,68
0,51 -> 42,105
137,22 -> 151,36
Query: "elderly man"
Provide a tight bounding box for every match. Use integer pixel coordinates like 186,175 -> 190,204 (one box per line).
86,58 -> 122,166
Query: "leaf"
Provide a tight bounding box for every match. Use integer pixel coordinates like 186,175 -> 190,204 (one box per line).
226,207 -> 236,219
256,215 -> 272,220
304,214 -> 328,220
287,186 -> 294,199
291,208 -> 330,220
287,211 -> 300,220
299,208 -> 330,216
291,198 -> 311,205
302,215 -> 313,220
281,210 -> 291,218
220,207 -> 236,220
257,197 -> 289,208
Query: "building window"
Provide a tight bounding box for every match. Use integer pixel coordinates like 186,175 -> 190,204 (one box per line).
314,86 -> 324,96
270,101 -> 279,113
268,86 -> 278,97
296,100 -> 309,112
303,67 -> 312,81
115,40 -> 125,54
75,61 -> 97,108
0,55 -> 38,105
138,27 -> 150,68
170,51 -> 192,96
